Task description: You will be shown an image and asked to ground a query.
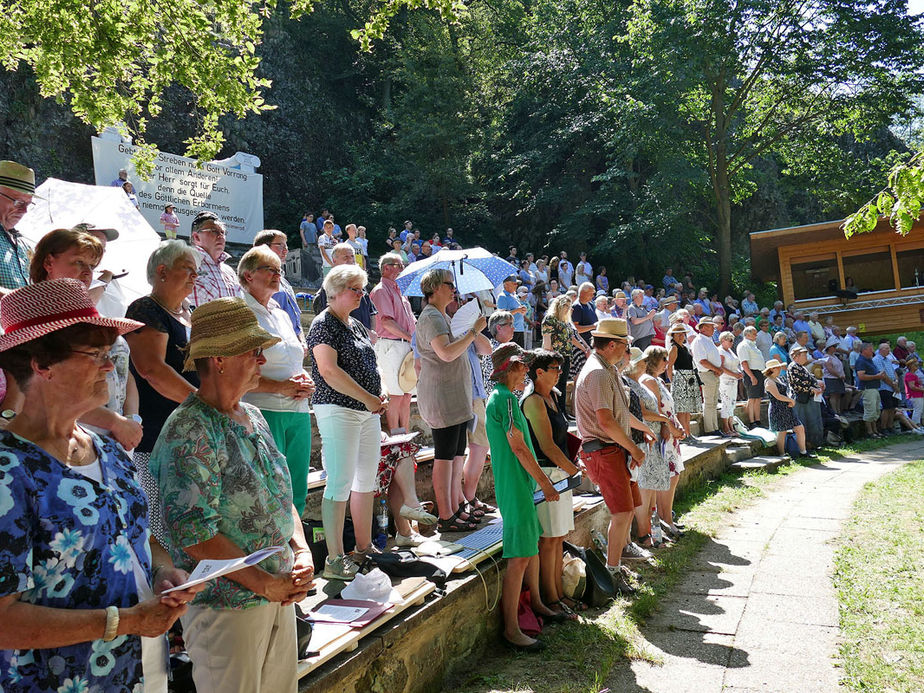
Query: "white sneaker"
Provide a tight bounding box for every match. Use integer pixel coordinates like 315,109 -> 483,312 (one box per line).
395,531 -> 426,547
914,428 -> 924,435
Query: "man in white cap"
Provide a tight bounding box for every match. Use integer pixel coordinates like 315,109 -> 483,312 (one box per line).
0,160 -> 36,294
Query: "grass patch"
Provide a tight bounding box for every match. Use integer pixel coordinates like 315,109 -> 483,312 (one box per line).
449,435 -> 916,692
834,459 -> 924,692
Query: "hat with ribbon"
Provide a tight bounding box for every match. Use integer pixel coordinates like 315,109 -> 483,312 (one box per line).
0,160 -> 35,195
667,322 -> 688,336
628,346 -> 646,367
661,296 -> 678,307
591,318 -> 631,340
762,358 -> 785,376
489,342 -> 532,381
0,278 -> 143,351
183,297 -> 280,371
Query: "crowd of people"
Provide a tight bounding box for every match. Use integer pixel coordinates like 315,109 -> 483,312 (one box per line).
2,154 -> 922,689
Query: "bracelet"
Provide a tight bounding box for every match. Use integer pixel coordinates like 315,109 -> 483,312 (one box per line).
103,605 -> 120,642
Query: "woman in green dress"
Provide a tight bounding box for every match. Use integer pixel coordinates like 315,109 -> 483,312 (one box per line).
486,343 -> 565,652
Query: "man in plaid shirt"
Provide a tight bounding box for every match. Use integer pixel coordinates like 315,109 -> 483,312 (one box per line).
187,211 -> 241,308
0,160 -> 36,295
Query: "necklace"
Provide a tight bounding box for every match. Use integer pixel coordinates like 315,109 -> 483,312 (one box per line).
150,293 -> 187,317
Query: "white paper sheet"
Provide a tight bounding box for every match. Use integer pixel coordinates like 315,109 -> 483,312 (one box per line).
312,604 -> 369,622
162,546 -> 284,593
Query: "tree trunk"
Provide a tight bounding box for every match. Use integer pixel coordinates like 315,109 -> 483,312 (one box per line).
714,152 -> 732,297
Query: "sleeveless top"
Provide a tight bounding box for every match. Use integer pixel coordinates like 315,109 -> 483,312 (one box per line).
521,383 -> 569,465
673,342 -> 695,370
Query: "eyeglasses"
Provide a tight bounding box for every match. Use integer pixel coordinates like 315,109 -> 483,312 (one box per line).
0,191 -> 34,210
442,282 -> 456,290
251,348 -> 264,358
70,348 -> 113,366
256,265 -> 283,276
544,365 -> 562,372
347,286 -> 366,295
200,226 -> 226,237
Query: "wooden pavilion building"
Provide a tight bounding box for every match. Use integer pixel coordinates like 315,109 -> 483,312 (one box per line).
749,216 -> 924,335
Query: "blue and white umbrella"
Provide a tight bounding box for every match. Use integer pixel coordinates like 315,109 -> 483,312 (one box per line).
396,247 -> 517,297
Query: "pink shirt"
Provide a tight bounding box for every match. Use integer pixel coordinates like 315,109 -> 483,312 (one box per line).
370,277 -> 416,339
160,212 -> 180,230
904,370 -> 923,398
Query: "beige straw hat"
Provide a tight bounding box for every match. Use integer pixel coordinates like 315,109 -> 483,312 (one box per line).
397,350 -> 418,392
183,297 -> 280,371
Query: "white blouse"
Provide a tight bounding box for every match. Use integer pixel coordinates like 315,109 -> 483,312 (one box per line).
242,291 -> 310,413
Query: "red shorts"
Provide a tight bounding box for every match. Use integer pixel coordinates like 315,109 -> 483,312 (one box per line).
580,445 -> 641,514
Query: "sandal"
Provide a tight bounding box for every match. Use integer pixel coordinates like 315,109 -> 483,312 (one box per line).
437,508 -> 478,533
470,497 -> 497,514
462,502 -> 485,519
560,597 -> 588,613
456,503 -> 483,523
636,534 -> 661,549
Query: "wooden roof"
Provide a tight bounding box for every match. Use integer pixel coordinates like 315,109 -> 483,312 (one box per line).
749,216 -> 923,283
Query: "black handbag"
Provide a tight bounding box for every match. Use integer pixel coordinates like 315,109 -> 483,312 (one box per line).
563,541 -> 615,607
795,392 -> 812,404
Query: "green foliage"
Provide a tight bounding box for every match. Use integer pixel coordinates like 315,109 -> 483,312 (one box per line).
623,0 -> 924,292
0,0 -> 467,169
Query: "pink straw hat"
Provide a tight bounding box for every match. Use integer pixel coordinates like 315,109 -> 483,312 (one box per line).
0,278 -> 143,351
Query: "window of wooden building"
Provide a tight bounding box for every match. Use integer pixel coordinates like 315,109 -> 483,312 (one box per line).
841,249 -> 893,293
896,247 -> 924,288
791,255 -> 838,299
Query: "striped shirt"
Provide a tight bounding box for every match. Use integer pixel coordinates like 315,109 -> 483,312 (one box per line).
188,246 -> 241,308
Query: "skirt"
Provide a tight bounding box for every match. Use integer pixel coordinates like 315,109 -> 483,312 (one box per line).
671,369 -> 702,414
636,428 -> 671,492
823,377 -> 846,394
769,398 -> 801,432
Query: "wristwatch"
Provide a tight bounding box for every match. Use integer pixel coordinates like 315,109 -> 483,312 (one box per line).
0,409 -> 15,421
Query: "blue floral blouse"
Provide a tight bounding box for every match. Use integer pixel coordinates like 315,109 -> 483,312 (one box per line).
0,430 -> 151,692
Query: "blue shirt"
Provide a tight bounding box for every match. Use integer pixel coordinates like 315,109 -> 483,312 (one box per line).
854,354 -> 880,390
571,301 -> 597,340
497,290 -> 525,331
873,353 -> 897,392
0,431 -> 151,691
662,274 -> 675,290
272,276 -> 304,341
793,320 -> 810,334
300,220 -> 317,244
467,343 -> 487,400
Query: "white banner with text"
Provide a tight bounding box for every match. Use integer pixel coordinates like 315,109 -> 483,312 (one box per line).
91,136 -> 264,245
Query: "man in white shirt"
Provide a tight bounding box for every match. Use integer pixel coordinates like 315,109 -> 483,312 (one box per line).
755,319 -> 773,361
558,251 -> 574,288
736,325 -> 766,428
575,252 -> 593,286
655,295 -> 678,332
317,219 -> 337,276
691,319 -> 724,435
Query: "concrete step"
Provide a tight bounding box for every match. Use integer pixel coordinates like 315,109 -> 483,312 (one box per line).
730,455 -> 789,472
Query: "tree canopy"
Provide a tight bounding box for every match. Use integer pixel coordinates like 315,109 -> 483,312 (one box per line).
2,0 -> 922,294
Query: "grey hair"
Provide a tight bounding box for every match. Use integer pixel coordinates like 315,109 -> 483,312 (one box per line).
743,325 -> 758,337
631,288 -> 644,299
323,264 -> 368,298
379,252 -> 404,272
146,240 -> 200,285
719,330 -> 734,343
579,282 -> 595,294
773,331 -> 788,345
420,268 -> 450,297
237,245 -> 278,286
488,310 -> 514,338
331,242 -> 355,263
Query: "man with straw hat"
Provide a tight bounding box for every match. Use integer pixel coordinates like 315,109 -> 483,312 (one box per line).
151,297 -> 314,693
574,318 -> 652,594
0,160 -> 36,293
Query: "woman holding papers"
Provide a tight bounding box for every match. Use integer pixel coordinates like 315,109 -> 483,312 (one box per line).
486,343 -> 566,652
150,297 -> 314,693
415,268 -> 487,532
0,279 -> 201,693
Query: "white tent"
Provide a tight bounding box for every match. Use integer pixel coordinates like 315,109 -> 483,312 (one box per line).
17,178 -> 163,315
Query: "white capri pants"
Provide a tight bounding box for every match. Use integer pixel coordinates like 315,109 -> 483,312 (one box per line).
314,403 -> 381,502
719,376 -> 738,419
